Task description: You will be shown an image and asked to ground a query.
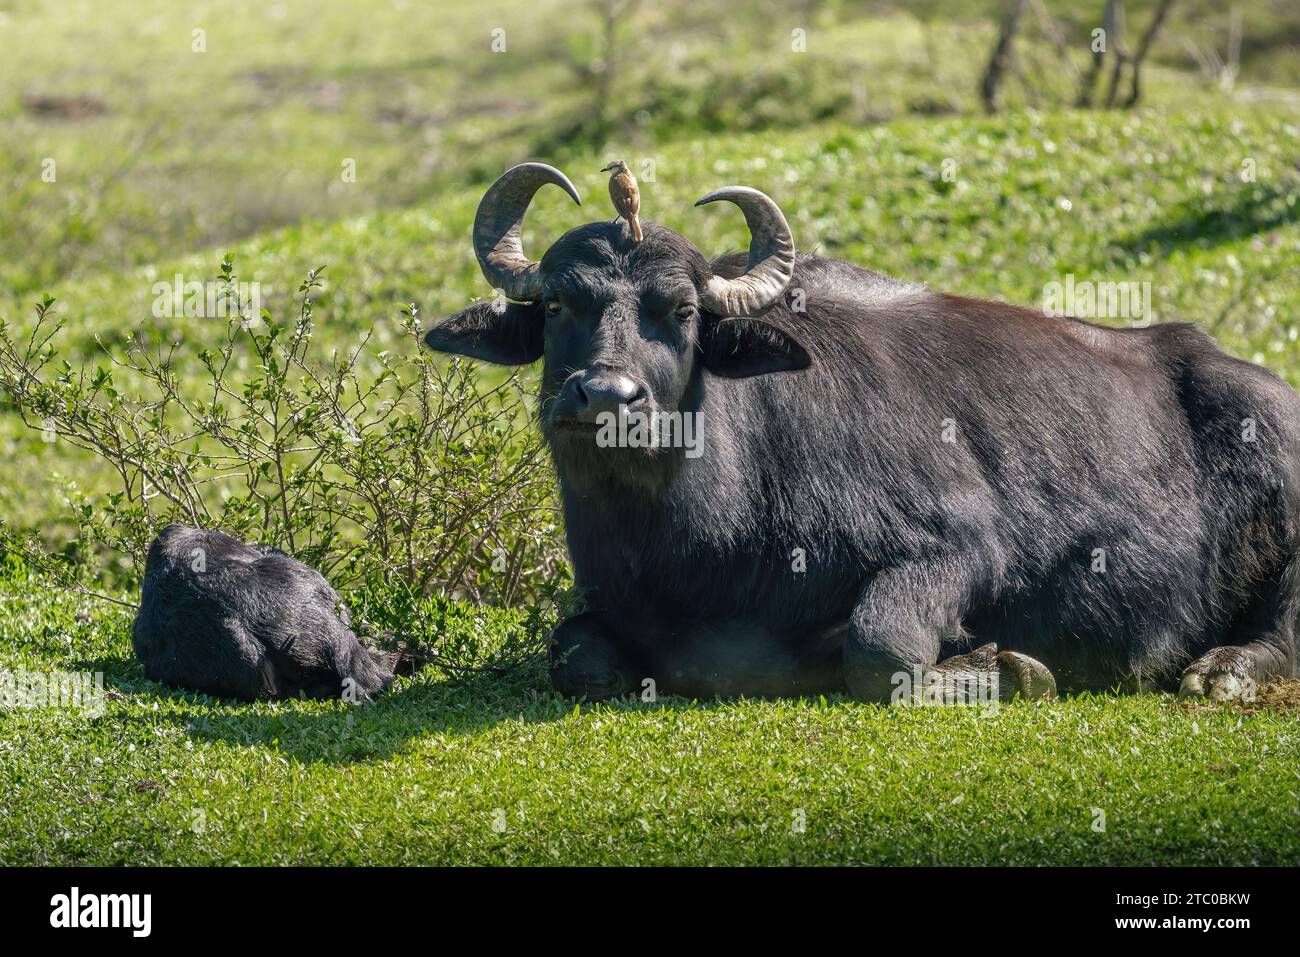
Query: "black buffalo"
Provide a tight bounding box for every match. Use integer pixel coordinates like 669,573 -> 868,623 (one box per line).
424,162 -> 1300,704
132,525 -> 402,701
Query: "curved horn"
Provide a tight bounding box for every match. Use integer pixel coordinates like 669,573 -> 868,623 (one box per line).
693,186 -> 795,317
473,162 -> 581,302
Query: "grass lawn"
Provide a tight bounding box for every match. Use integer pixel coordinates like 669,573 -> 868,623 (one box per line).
3,576 -> 1299,866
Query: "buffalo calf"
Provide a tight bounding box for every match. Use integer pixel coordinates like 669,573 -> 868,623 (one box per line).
132,524 -> 399,701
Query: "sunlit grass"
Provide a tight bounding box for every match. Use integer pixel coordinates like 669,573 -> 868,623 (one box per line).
2,581 -> 1297,865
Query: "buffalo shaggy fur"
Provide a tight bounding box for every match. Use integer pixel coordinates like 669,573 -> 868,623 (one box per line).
132,525 -> 399,701
425,214 -> 1300,703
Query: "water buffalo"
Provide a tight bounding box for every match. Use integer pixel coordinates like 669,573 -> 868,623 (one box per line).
132,525 -> 402,700
423,162 -> 1300,704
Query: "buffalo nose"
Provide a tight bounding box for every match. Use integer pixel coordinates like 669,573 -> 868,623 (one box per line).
575,372 -> 646,421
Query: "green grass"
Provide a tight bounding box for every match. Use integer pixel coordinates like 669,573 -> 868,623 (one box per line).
4,0 -> 1296,297
2,580 -> 1298,865
0,0 -> 586,295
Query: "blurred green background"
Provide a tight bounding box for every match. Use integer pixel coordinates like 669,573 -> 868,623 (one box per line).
2,0 -> 1297,294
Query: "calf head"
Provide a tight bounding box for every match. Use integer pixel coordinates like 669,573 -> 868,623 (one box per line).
423,163 -> 811,489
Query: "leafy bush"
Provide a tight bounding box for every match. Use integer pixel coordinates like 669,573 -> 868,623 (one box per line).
0,258 -> 568,615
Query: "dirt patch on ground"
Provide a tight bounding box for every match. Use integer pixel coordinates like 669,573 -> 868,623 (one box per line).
1247,678 -> 1300,712
21,93 -> 108,120
1177,677 -> 1300,714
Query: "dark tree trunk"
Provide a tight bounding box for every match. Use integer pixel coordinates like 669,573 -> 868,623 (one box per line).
1078,0 -> 1119,107
980,0 -> 1031,114
1124,0 -> 1178,107
1103,0 -> 1128,107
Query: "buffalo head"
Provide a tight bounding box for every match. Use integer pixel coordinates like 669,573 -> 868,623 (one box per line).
423,163 -> 811,485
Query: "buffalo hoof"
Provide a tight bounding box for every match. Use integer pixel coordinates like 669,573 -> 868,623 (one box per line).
920,643 -> 1056,704
1179,648 -> 1257,702
996,650 -> 1057,701
891,643 -> 1055,705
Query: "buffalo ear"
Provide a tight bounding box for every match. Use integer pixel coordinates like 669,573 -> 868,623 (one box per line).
422,300 -> 544,365
699,317 -> 811,378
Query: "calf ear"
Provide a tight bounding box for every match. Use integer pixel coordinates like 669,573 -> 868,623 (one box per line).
699,317 -> 811,378
422,300 -> 544,365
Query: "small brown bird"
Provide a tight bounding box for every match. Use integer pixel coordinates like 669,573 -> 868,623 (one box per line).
601,159 -> 642,243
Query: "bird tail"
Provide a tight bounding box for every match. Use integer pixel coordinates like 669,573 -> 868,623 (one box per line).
630,215 -> 643,243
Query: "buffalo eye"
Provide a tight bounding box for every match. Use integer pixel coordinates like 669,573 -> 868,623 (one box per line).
545,301 -> 562,316
674,303 -> 696,321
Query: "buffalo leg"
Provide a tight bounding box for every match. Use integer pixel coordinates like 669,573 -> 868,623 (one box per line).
844,563 -> 1055,704
1179,641 -> 1294,702
1181,563 -> 1299,701
549,612 -> 638,700
636,621 -> 845,698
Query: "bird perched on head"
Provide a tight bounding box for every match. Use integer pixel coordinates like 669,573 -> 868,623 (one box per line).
601,159 -> 642,244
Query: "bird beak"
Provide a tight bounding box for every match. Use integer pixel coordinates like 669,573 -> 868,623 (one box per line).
600,164 -> 615,172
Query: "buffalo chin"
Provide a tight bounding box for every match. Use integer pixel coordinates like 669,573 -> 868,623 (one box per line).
545,427 -> 681,496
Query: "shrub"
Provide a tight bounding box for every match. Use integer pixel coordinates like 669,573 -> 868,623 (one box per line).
0,258 -> 569,618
